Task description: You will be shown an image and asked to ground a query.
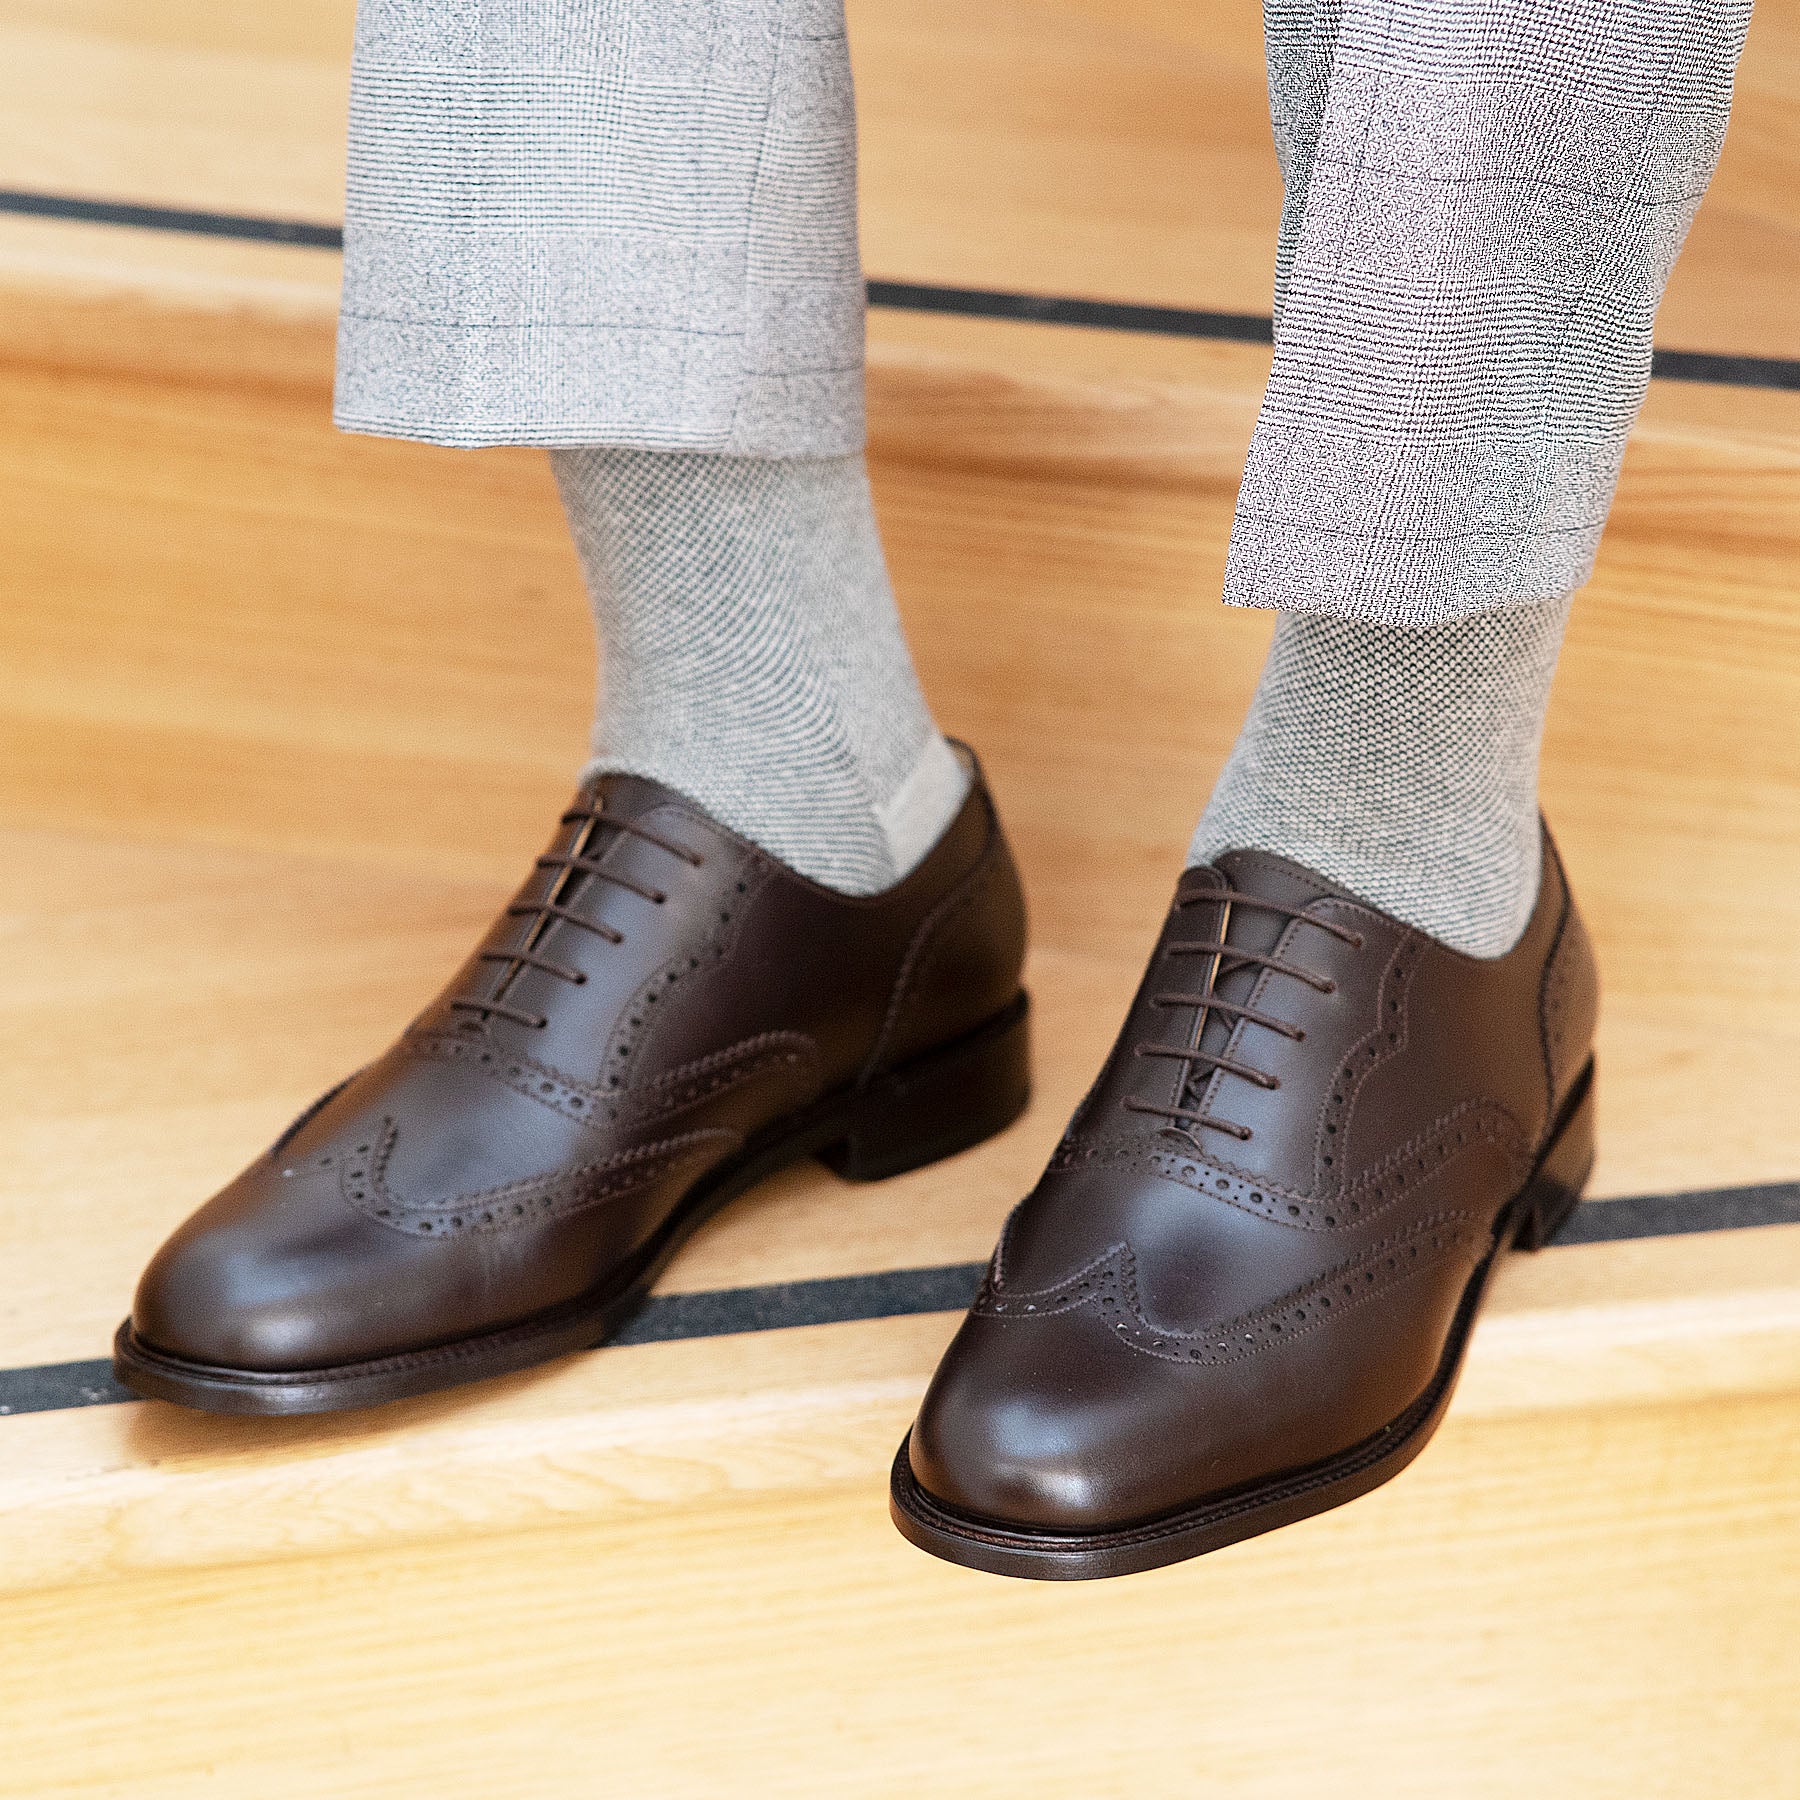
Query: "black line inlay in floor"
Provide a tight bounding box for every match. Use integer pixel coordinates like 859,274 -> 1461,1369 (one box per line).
6,189 -> 1800,390
0,188 -> 345,248
3,1182 -> 1796,1420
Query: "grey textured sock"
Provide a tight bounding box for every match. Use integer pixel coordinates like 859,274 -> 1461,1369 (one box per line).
551,447 -> 968,896
1188,595 -> 1573,956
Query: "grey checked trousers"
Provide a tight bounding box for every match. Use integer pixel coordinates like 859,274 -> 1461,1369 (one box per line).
335,0 -> 1753,625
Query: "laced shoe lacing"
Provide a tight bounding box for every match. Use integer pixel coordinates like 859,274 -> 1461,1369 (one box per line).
449,801 -> 705,1031
1124,887 -> 1364,1148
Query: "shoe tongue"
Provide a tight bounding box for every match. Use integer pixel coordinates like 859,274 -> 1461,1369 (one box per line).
1210,847 -> 1366,913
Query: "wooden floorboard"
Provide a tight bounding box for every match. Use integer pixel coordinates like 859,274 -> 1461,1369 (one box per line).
4,1388 -> 1798,1797
2,2 -> 1799,1787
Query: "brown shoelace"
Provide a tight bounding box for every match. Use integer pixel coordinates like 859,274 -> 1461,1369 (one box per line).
1123,887 -> 1362,1146
450,803 -> 704,1030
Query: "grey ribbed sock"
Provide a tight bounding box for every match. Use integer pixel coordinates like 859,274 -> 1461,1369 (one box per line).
1188,596 -> 1574,956
551,447 -> 968,896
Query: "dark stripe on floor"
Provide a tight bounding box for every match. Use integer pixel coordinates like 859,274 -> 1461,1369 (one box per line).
0,1359 -> 135,1418
611,1261 -> 987,1347
0,188 -> 345,248
2,1181 -> 1796,1419
1552,1179 -> 1800,1244
5,189 -> 1800,391
864,280 -> 1276,343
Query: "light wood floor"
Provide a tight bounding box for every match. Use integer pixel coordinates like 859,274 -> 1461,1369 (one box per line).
5,1389 -> 1799,1799
2,1 -> 1800,1793
3,341 -> 1799,1567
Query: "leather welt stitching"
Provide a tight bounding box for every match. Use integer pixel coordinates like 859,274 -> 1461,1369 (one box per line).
327,1118 -> 735,1239
973,1212 -> 1481,1366
1050,1098 -> 1530,1233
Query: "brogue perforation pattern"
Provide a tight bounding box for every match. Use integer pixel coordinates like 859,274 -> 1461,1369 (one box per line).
973,1210 -> 1483,1367
623,1032 -> 819,1123
405,1027 -> 818,1138
410,1032 -> 620,1130
324,1118 -> 735,1239
1145,1096 -> 1528,1230
1538,877 -> 1591,1107
1053,1095 -> 1529,1237
600,840 -> 776,1094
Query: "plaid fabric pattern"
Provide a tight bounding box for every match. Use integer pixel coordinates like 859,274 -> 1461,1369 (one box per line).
334,0 -> 866,453
1230,0 -> 1753,624
336,0 -> 1749,624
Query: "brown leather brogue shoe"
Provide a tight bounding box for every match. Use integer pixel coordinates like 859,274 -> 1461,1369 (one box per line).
891,826 -> 1596,1578
116,748 -> 1028,1414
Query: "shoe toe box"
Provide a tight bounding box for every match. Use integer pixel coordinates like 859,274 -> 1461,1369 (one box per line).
130,1168 -> 465,1373
906,1307 -> 1228,1534
906,1285 -> 1439,1536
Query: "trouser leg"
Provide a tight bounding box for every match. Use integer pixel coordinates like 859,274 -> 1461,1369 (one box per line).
1262,0 -> 1350,321
334,0 -> 867,455
1195,0 -> 1751,952
1228,0 -> 1754,625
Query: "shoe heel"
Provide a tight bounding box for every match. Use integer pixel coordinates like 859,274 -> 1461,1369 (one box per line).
821,992 -> 1032,1183
1513,1058 -> 1596,1250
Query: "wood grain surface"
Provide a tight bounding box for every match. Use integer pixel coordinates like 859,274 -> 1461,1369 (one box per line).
1,1 -> 1799,1793
3,1387 -> 1797,1798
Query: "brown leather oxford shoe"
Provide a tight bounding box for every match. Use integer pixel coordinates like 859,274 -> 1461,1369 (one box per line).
892,827 -> 1597,1578
117,749 -> 1028,1414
